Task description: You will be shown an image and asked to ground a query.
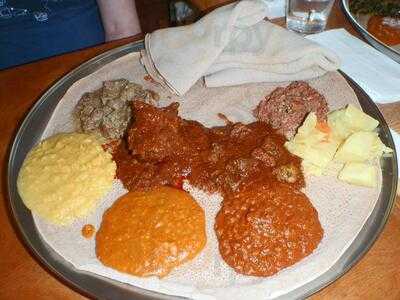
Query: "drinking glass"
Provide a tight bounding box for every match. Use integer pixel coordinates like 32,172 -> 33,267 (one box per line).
286,0 -> 335,34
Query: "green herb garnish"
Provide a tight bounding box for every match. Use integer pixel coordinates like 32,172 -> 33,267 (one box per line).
349,0 -> 400,17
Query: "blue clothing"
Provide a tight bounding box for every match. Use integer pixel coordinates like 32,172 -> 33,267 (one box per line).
0,0 -> 105,69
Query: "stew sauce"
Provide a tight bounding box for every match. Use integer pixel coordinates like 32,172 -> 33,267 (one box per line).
114,101 -> 305,196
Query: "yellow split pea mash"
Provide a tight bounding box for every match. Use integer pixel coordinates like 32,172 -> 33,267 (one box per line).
17,133 -> 116,225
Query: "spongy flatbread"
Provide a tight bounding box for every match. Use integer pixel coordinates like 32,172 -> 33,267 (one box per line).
32,52 -> 382,299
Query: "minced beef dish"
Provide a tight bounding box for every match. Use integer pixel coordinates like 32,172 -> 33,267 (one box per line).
254,81 -> 328,139
74,79 -> 159,141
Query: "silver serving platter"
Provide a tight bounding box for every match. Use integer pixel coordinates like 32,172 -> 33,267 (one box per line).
7,41 -> 398,300
342,0 -> 400,63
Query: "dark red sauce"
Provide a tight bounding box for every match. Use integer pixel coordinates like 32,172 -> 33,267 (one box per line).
113,101 -> 304,196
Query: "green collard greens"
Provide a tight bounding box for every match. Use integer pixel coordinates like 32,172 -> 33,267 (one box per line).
349,0 -> 400,17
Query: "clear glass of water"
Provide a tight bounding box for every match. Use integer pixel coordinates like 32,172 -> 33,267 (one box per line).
286,0 -> 335,34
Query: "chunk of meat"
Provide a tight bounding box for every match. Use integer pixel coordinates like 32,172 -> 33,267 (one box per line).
221,158 -> 261,192
128,101 -> 183,162
128,101 -> 209,162
230,123 -> 253,139
254,81 -> 329,139
208,143 -> 225,163
273,163 -> 302,184
251,147 -> 276,167
262,137 -> 281,156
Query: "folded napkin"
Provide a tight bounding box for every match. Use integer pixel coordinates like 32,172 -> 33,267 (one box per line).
141,0 -> 340,95
307,29 -> 400,104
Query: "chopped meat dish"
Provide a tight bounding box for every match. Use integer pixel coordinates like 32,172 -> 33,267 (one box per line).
74,79 -> 159,141
254,81 -> 329,139
114,101 -> 304,195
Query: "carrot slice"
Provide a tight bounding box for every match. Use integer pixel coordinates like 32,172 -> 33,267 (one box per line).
316,121 -> 331,134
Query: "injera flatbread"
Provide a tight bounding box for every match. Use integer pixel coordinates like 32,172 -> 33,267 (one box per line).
32,52 -> 381,300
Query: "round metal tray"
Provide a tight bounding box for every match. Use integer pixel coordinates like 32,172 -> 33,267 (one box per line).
7,41 -> 398,300
342,0 -> 400,63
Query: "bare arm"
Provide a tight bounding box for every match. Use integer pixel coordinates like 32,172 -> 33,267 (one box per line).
97,0 -> 142,42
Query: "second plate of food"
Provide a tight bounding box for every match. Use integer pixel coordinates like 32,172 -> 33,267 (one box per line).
342,0 -> 400,63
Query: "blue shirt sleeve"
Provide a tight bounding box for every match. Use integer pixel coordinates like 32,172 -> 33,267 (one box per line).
0,0 -> 105,69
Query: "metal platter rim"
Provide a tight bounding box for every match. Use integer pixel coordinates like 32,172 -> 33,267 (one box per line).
7,41 -> 398,300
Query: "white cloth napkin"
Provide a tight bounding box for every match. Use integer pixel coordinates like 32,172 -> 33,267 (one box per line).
262,0 -> 285,19
307,29 -> 400,104
141,0 -> 340,95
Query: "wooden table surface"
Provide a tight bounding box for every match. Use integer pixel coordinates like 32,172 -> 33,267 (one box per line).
0,1 -> 399,299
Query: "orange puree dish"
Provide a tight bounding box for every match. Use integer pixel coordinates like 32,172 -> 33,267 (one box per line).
367,16 -> 400,46
96,187 -> 206,278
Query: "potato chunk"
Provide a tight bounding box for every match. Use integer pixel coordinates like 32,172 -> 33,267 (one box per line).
328,104 -> 379,140
338,162 -> 377,188
286,105 -> 392,187
285,113 -> 341,175
335,131 -> 393,163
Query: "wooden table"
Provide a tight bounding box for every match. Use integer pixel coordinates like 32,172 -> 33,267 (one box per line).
0,1 -> 399,299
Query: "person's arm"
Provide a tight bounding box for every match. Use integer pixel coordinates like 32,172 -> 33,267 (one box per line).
96,0 -> 142,42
